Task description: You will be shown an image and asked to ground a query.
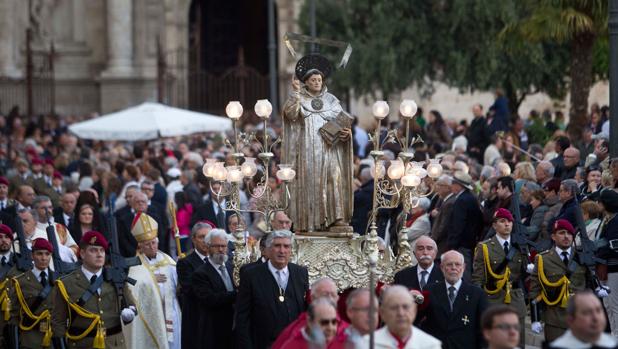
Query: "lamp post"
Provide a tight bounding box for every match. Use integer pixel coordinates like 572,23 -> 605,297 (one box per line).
203,99 -> 296,284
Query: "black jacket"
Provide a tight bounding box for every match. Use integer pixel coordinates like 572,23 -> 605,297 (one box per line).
234,262 -> 309,349
192,259 -> 236,349
176,251 -> 207,349
394,264 -> 444,291
447,190 -> 484,250
421,280 -> 489,349
115,206 -> 137,257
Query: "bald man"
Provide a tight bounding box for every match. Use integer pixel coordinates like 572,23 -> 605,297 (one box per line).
560,147 -> 580,180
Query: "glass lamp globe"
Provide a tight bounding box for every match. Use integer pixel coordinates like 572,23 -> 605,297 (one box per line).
225,101 -> 243,120
254,99 -> 273,119
241,157 -> 258,177
427,159 -> 443,178
399,100 -> 418,119
372,101 -> 389,120
387,159 -> 405,180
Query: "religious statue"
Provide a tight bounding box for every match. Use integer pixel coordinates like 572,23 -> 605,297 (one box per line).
282,54 -> 354,234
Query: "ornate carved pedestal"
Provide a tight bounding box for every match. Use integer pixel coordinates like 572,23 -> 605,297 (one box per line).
292,234 -> 399,291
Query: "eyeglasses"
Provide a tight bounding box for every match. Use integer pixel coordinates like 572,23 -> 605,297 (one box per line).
493,323 -> 519,332
319,318 -> 339,326
349,306 -> 370,313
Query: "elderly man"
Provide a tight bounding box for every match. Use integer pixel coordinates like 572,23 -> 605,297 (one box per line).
235,230 -> 309,349
53,193 -> 76,232
472,208 -> 527,348
421,250 -> 488,349
131,212 -> 181,349
547,179 -> 579,234
446,171 -> 484,277
362,285 -> 441,349
271,210 -> 293,231
33,195 -> 78,259
530,219 -> 590,342
281,298 -> 342,349
548,291 -> 617,349
394,235 -> 444,292
430,175 -> 456,256
272,277 -> 346,349
140,180 -> 170,254
115,184 -> 140,257
192,228 -> 236,349
176,221 -> 213,349
481,305 -> 521,349
536,161 -> 556,185
340,288 -> 378,347
560,147 -> 580,180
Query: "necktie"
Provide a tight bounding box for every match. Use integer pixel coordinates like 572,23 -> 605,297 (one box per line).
503,241 -> 509,255
420,270 -> 428,289
448,286 -> 456,310
219,265 -> 234,292
40,271 -> 47,287
562,251 -> 569,267
203,257 -> 208,264
0,202 -> 4,210
1,257 -> 6,266
216,207 -> 225,229
276,270 -> 287,290
90,275 -> 97,284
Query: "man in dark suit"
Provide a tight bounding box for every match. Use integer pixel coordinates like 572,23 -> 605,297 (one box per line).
430,175 -> 456,257
114,185 -> 140,257
176,221 -> 213,349
394,236 -> 444,291
235,230 -> 309,349
447,171 -> 484,278
191,182 -> 232,231
192,228 -> 237,349
421,250 -> 489,349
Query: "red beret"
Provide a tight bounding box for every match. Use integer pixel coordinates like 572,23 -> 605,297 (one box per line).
0,177 -> 8,186
0,224 -> 13,240
31,158 -> 43,166
198,220 -> 216,229
80,231 -> 109,250
493,208 -> 514,222
553,219 -> 575,235
44,159 -> 54,167
542,178 -> 561,193
53,171 -> 63,180
32,238 -> 53,253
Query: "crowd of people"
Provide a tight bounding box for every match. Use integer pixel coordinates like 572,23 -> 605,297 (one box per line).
0,95 -> 615,349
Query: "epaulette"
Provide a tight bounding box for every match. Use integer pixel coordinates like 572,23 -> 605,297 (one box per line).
13,272 -> 27,280
480,238 -> 492,244
540,250 -> 550,255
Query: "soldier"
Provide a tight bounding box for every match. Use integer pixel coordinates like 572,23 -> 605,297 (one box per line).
8,238 -> 55,348
529,219 -> 589,342
0,224 -> 17,346
472,208 -> 527,348
51,231 -> 137,348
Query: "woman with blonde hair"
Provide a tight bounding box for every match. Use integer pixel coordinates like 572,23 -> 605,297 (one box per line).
514,162 -> 536,182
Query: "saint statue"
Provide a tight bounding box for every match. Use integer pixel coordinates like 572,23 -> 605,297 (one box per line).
282,54 -> 354,234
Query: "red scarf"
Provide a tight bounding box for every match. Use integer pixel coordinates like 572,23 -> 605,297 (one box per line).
389,330 -> 411,349
405,211 -> 424,228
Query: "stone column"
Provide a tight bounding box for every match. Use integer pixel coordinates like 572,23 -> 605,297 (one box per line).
0,0 -> 21,78
102,0 -> 133,77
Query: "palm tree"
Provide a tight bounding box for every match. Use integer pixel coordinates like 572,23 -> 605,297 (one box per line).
503,0 -> 607,140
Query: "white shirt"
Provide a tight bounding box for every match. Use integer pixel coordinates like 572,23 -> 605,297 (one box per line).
552,329 -> 617,349
417,263 -> 434,286
62,212 -> 72,227
446,279 -> 463,298
0,199 -> 8,210
194,250 -> 208,263
32,266 -> 48,283
268,260 -> 289,289
555,246 -> 572,260
0,252 -> 10,264
496,235 -> 511,251
81,266 -> 103,293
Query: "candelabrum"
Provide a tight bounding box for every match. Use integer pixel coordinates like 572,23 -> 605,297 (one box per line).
202,99 -> 296,285
365,100 -> 444,271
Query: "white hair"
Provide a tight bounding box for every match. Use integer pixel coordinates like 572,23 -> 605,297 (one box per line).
436,175 -> 452,185
440,250 -> 465,265
310,277 -> 336,295
416,197 -> 431,211
265,230 -> 293,247
204,228 -> 229,245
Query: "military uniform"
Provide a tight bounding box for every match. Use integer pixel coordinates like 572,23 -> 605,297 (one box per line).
472,235 -> 527,347
529,247 -> 588,342
51,267 -> 135,349
0,261 -> 19,346
9,269 -> 54,348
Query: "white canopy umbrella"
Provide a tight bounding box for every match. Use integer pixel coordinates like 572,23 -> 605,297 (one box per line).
68,102 -> 232,141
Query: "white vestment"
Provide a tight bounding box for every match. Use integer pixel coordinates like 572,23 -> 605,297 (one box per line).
361,326 -> 442,349
125,264 -> 168,349
138,251 -> 181,349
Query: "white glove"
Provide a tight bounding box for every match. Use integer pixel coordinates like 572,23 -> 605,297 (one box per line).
595,285 -> 610,298
121,306 -> 137,323
526,263 -> 535,274
531,321 -> 543,334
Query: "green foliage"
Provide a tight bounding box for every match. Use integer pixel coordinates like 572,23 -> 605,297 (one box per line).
297,0 -> 607,114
